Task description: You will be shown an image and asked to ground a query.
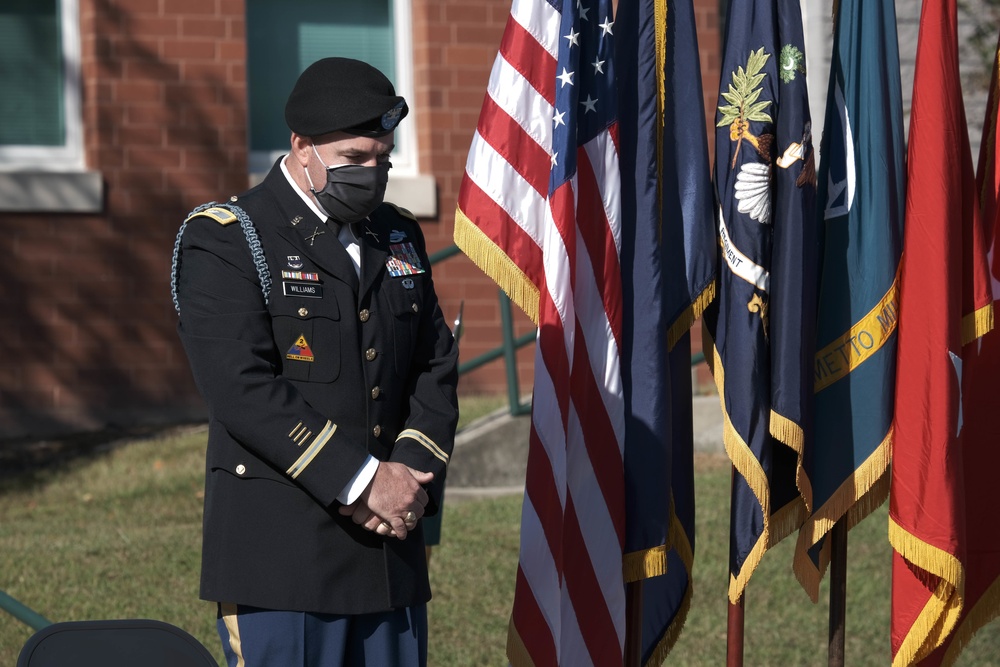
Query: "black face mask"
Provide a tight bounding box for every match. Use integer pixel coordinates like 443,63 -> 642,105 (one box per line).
308,148 -> 390,224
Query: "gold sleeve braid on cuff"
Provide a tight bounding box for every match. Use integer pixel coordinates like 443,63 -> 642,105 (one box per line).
287,420 -> 337,479
396,429 -> 449,463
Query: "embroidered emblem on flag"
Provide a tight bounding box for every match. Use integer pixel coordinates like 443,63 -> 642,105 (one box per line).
386,242 -> 426,277
286,334 -> 315,362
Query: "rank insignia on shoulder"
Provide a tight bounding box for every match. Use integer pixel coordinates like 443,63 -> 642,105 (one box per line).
186,206 -> 238,226
287,334 -> 315,362
386,242 -> 426,277
390,229 -> 407,243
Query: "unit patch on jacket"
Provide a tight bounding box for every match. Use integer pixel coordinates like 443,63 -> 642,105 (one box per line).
386,242 -> 426,277
286,335 -> 315,362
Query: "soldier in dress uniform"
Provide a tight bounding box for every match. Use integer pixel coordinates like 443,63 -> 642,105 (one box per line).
171,57 -> 459,666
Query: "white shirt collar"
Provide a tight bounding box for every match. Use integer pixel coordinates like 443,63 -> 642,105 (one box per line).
280,155 -> 362,276
280,154 -> 332,223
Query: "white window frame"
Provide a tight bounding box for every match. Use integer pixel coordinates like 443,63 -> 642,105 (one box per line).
0,0 -> 85,172
387,0 -> 418,177
249,0 -> 435,216
250,0 -> 420,177
0,0 -> 100,213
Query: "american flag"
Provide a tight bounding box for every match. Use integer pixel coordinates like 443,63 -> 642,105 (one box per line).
454,0 -> 626,664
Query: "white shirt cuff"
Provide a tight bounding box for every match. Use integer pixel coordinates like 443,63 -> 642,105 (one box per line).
337,455 -> 379,505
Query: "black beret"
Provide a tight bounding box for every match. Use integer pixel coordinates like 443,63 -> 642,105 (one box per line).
284,57 -> 409,137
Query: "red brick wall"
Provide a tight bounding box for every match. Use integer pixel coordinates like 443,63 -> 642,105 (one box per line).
411,0 -> 539,400
0,0 -> 722,439
0,0 -> 249,438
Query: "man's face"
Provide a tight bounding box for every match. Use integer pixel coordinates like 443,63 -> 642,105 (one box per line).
308,131 -> 395,182
289,130 -> 395,208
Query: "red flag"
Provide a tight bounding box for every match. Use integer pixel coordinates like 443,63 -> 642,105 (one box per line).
889,1 -> 995,664
455,0 -> 628,663
933,29 -> 1000,667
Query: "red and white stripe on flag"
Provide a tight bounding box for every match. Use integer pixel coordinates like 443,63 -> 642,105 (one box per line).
454,0 -> 626,664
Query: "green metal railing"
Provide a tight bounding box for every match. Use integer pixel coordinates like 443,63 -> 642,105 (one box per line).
0,589 -> 51,632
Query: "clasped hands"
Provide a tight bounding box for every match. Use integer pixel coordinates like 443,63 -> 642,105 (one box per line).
337,461 -> 433,540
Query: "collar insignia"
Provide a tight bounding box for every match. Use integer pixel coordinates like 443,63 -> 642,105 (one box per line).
306,227 -> 325,246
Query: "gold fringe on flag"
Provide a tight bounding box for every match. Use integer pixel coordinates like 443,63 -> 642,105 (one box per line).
769,409 -> 813,514
654,0 -> 667,228
645,582 -> 692,667
632,498 -> 695,666
726,497 -> 807,603
961,302 -> 994,347
769,497 -> 809,551
888,517 -> 966,667
666,497 -> 695,584
666,280 -> 717,351
454,209 -> 541,325
792,430 -> 892,601
941,574 -> 1000,666
623,544 -> 668,581
703,326 -> 809,603
506,617 -> 533,667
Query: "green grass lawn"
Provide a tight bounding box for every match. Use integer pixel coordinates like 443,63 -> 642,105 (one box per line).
1,425 -> 997,664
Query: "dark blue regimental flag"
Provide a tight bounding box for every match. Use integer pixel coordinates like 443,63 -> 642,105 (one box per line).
701,0 -> 818,602
616,0 -> 716,660
792,0 -> 905,602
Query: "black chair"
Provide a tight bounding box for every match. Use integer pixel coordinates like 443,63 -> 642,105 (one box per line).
17,619 -> 218,667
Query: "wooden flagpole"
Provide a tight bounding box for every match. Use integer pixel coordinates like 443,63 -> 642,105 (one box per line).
827,6 -> 848,661
827,9 -> 847,665
727,593 -> 745,667
828,519 -> 848,667
726,465 -> 744,667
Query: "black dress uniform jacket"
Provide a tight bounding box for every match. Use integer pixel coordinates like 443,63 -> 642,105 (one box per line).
172,160 -> 459,615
